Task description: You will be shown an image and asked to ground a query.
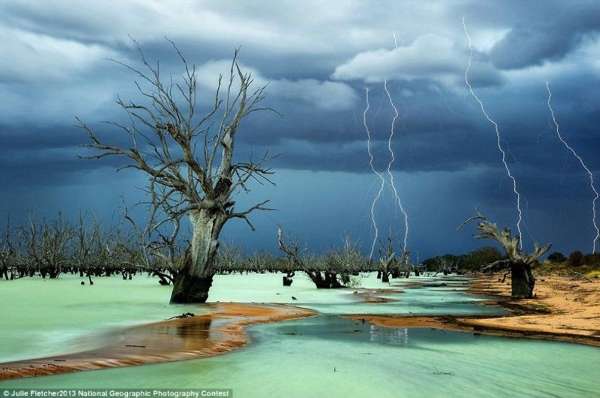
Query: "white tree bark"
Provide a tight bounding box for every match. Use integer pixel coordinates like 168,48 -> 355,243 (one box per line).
189,210 -> 222,277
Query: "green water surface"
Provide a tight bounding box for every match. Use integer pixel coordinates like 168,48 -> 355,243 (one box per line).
1,273 -> 598,397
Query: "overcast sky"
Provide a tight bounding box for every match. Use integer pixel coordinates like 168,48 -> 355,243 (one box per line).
1,0 -> 600,259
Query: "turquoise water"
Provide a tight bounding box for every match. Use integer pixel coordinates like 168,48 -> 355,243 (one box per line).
0,276 -> 201,362
208,273 -> 502,315
1,274 -> 599,397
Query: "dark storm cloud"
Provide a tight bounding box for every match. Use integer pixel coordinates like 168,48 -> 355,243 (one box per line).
490,7 -> 600,69
0,124 -> 83,151
2,1 -> 600,256
0,150 -> 124,187
450,0 -> 600,70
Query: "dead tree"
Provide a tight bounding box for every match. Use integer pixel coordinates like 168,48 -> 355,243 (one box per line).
460,212 -> 551,298
277,228 -> 362,288
215,245 -> 244,274
324,236 -> 364,285
0,216 -> 16,280
26,214 -> 73,279
74,212 -> 100,280
277,227 -> 310,286
80,42 -> 274,303
147,212 -> 189,285
399,250 -> 412,278
378,237 -> 396,283
122,203 -> 180,284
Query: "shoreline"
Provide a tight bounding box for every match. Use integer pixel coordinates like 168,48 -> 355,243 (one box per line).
0,303 -> 316,381
348,274 -> 600,348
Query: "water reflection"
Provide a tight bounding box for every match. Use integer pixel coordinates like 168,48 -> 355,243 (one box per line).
368,325 -> 409,345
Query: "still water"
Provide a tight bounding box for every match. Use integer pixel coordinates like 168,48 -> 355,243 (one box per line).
1,273 -> 598,397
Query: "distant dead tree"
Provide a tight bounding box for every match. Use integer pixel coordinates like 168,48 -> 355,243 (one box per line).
80,42 -> 275,303
277,227 -> 364,288
146,206 -> 189,285
0,216 -> 16,280
26,213 -> 73,279
215,244 -> 244,273
378,237 -> 396,283
460,212 -> 551,298
323,236 -> 364,285
435,256 -> 456,276
276,227 -> 308,285
398,250 -> 412,278
74,212 -> 94,283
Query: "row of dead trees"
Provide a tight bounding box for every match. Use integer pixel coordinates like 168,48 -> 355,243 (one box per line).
0,209 -> 553,298
0,211 -> 428,289
0,212 -> 184,284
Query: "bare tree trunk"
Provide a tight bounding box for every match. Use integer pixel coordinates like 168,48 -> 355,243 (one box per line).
460,212 -> 550,299
170,211 -> 223,303
511,263 -> 535,298
282,271 -> 294,286
381,272 -> 390,283
306,271 -> 344,288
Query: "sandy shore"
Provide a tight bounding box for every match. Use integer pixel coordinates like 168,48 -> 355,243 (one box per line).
0,303 -> 315,381
461,274 -> 600,346
349,274 -> 600,347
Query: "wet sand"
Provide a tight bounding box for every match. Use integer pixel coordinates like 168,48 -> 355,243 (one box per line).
349,274 -> 600,347
0,303 -> 315,381
351,288 -> 404,304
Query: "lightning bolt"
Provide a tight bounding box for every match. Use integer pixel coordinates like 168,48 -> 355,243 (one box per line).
383,80 -> 409,253
463,16 -> 524,249
363,87 -> 386,259
546,81 -> 600,253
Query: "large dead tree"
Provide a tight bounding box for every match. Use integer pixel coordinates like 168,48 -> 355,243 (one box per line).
460,212 -> 551,298
80,43 -> 274,303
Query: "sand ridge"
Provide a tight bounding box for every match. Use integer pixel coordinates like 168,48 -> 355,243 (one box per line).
0,302 -> 316,381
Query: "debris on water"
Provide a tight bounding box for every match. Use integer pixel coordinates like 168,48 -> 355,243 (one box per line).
291,296 -> 297,300
167,312 -> 195,320
125,344 -> 146,348
433,368 -> 454,376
